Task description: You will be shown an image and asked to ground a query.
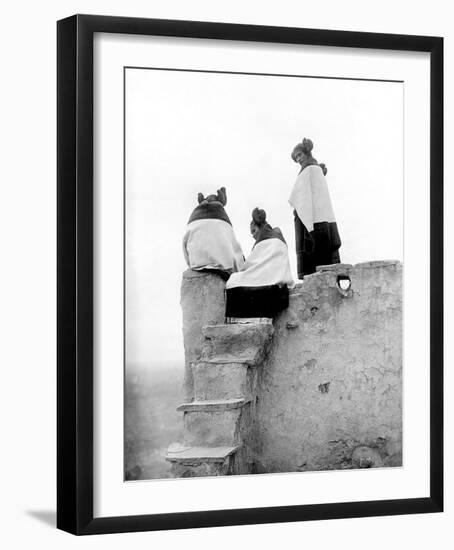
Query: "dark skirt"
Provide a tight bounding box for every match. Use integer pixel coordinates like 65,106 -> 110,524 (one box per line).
225,285 -> 289,318
197,268 -> 231,281
294,213 -> 341,278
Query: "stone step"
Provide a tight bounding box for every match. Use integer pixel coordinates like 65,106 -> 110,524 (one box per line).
182,403 -> 251,447
177,398 -> 248,412
165,444 -> 242,477
192,362 -> 252,401
166,443 -> 240,463
201,322 -> 274,365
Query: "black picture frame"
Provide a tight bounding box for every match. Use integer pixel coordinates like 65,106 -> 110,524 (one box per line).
57,14 -> 443,535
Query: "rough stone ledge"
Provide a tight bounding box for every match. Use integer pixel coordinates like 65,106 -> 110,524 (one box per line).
200,357 -> 264,366
203,322 -> 275,336
316,263 -> 353,273
177,398 -> 249,412
354,260 -> 401,269
201,322 -> 275,365
193,361 -> 250,369
182,268 -> 228,281
166,444 -> 240,463
291,259 -> 402,294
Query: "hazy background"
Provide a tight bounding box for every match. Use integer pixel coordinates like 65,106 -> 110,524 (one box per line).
124,68 -> 403,479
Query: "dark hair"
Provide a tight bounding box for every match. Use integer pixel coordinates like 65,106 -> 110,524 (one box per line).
197,186 -> 227,205
291,137 -> 314,162
301,138 -> 313,155
319,163 -> 328,176
251,207 -> 267,226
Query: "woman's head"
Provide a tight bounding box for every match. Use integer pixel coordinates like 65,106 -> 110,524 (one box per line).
197,187 -> 227,205
250,207 -> 267,240
291,137 -> 314,164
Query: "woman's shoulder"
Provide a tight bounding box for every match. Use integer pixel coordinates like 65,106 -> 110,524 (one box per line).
255,227 -> 286,247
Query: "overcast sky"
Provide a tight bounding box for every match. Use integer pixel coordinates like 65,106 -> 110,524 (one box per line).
125,68 -> 403,369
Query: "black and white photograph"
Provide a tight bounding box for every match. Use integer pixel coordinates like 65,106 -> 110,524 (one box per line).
1,0 -> 448,544
124,66 -> 403,481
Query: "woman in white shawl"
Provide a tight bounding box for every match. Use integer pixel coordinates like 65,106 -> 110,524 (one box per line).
289,138 -> 341,278
183,187 -> 244,279
225,208 -> 294,318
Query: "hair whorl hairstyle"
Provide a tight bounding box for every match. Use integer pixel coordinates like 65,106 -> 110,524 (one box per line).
301,137 -> 314,155
291,137 -> 314,162
217,187 -> 227,206
197,187 -> 228,205
252,207 -> 267,226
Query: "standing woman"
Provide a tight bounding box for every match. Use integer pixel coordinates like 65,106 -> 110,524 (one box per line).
225,208 -> 294,319
289,138 -> 341,278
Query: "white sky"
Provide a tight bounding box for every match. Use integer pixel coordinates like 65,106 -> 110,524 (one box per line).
125,68 -> 403,368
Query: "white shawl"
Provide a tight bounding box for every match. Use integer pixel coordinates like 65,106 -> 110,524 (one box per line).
183,218 -> 244,273
226,238 -> 294,289
288,164 -> 336,231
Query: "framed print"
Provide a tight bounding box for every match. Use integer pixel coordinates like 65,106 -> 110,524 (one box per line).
57,15 -> 443,535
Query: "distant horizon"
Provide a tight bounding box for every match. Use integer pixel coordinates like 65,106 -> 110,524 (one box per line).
126,361 -> 184,373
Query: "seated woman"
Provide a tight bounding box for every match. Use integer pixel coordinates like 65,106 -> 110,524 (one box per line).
183,187 -> 244,279
225,208 -> 294,318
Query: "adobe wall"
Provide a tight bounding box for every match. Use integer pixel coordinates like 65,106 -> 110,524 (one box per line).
255,261 -> 402,472
179,261 -> 402,473
180,270 -> 226,401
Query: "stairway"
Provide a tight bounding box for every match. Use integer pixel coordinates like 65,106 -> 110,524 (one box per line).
166,320 -> 274,477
